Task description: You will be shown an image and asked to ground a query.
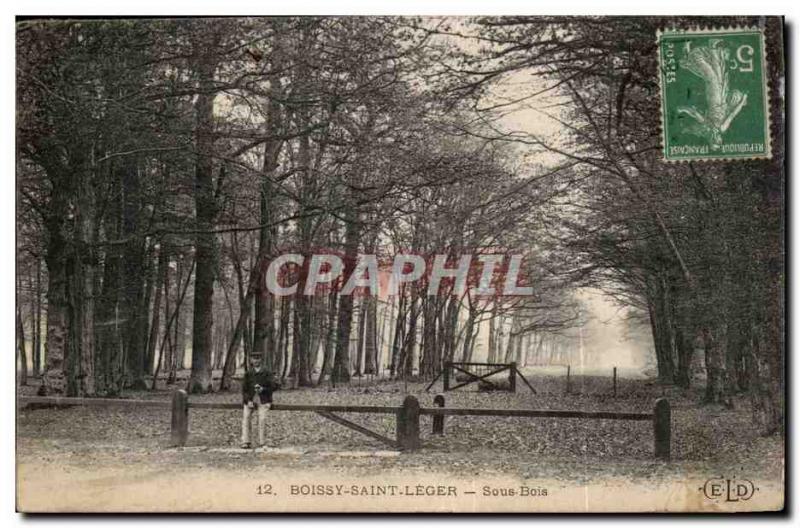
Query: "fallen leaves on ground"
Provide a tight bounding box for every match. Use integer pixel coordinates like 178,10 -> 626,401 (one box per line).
16,373 -> 784,483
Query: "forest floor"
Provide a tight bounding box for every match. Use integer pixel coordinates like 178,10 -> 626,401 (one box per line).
16,370 -> 785,512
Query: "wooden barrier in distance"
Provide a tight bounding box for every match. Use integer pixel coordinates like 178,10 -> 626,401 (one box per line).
425,362 -> 536,394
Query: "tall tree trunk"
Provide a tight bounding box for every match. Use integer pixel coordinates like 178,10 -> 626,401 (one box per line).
75,220 -> 96,397
41,222 -> 69,395
495,317 -> 506,365
364,295 -> 377,375
29,262 -> 41,377
136,242 -> 156,376
173,255 -> 189,376
670,280 -> 694,388
420,296 -> 437,379
354,300 -> 366,377
119,159 -> 148,391
403,291 -> 419,378
252,59 -> 283,372
17,289 -> 28,386
162,254 -> 172,384
504,318 -> 517,363
443,295 -> 459,367
487,303 -> 498,363
748,17 -> 784,435
703,326 -> 729,405
376,298 -> 389,376
187,37 -> 220,394
674,323 -> 693,388
389,291 -> 406,378
648,282 -> 675,384
332,212 -> 360,384
318,289 -> 338,385
34,259 -> 42,376
95,196 -> 123,396
146,244 -> 167,375
309,296 -> 323,374
279,297 -> 292,381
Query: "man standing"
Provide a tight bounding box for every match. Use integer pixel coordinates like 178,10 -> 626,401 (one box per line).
241,354 -> 281,449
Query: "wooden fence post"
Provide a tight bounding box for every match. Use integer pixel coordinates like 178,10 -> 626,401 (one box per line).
396,395 -> 421,450
509,362 -> 517,393
443,362 -> 451,392
613,367 -> 617,397
171,389 -> 189,447
432,394 -> 445,435
653,398 -> 671,461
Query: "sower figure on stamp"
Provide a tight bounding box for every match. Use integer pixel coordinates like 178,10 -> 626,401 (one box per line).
241,354 -> 281,449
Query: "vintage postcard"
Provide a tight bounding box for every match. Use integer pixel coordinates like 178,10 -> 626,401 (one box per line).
15,15 -> 785,513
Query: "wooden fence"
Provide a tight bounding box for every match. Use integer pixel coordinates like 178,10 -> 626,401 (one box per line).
425,361 -> 537,394
18,393 -> 671,460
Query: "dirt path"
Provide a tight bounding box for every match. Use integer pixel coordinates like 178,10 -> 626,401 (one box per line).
17,435 -> 784,513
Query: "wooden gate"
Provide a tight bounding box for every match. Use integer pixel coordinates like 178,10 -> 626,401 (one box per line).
19,393 -> 671,460
425,361 -> 536,394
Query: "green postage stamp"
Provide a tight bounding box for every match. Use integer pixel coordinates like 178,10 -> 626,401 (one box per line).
658,28 -> 770,162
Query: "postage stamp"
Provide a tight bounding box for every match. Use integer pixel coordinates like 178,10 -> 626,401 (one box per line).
658,28 -> 771,162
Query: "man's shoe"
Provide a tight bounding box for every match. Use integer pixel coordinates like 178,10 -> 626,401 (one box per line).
240,442 -> 252,449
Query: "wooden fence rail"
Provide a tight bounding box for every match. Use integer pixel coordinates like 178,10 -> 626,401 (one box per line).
19,393 -> 670,461
19,395 -> 172,409
418,407 -> 653,420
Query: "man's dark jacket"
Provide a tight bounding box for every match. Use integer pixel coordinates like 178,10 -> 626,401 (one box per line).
242,369 -> 281,405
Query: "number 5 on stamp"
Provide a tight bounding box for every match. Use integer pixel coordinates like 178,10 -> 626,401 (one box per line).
658,28 -> 770,162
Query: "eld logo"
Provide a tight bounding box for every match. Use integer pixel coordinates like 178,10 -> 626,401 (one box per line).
700,475 -> 759,502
